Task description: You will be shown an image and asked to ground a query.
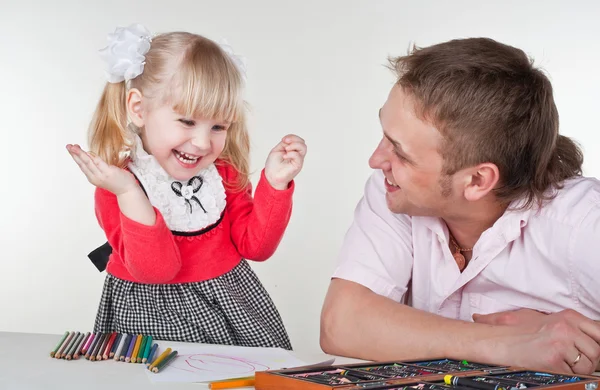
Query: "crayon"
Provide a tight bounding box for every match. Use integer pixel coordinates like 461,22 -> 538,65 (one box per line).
50,331 -> 69,358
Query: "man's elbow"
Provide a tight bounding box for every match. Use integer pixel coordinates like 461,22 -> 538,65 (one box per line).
319,304 -> 340,355
319,282 -> 352,356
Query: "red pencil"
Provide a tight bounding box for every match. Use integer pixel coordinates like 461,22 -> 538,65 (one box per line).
102,333 -> 117,360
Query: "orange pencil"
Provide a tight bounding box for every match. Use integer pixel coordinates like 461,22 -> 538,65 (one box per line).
209,377 -> 255,389
130,335 -> 142,363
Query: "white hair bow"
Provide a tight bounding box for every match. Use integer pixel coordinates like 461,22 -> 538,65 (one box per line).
99,23 -> 152,83
98,24 -> 247,84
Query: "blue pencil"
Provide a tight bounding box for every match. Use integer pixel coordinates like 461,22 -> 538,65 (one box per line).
146,343 -> 158,367
110,333 -> 122,358
125,333 -> 137,363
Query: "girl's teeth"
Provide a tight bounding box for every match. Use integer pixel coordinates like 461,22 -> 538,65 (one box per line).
175,151 -> 199,164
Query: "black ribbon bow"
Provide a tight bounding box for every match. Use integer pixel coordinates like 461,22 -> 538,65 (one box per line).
171,175 -> 207,214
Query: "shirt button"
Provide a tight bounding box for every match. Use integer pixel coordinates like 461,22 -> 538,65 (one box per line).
438,235 -> 446,244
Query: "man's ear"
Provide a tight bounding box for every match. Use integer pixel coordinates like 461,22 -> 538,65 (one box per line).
126,88 -> 144,127
463,163 -> 500,202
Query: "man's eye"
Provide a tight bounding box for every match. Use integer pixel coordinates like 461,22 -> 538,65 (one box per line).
394,150 -> 408,162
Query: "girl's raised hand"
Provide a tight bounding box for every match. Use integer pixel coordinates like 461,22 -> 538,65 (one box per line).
66,144 -> 137,196
264,134 -> 307,190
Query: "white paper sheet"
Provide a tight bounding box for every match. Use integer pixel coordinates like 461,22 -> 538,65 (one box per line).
145,344 -> 310,383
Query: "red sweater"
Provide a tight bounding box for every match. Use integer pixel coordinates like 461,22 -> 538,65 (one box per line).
95,162 -> 294,284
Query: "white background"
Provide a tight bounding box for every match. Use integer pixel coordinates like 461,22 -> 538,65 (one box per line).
1,0 -> 599,354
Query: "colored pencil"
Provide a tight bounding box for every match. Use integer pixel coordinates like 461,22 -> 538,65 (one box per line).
81,332 -> 95,355
74,332 -> 90,359
96,333 -> 110,361
113,333 -> 127,361
136,335 -> 147,363
151,350 -> 178,373
148,347 -> 172,371
119,334 -> 132,361
56,331 -> 74,359
103,332 -> 117,360
125,334 -> 137,363
109,333 -> 122,358
65,332 -> 83,360
142,336 -> 153,363
131,335 -> 142,363
50,331 -> 69,358
90,333 -> 106,361
208,377 -> 255,389
85,332 -> 101,359
145,343 -> 158,367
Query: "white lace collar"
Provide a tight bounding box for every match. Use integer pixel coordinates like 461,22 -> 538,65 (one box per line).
127,135 -> 227,233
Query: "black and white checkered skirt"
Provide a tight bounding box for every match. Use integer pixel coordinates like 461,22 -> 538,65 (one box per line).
93,260 -> 292,350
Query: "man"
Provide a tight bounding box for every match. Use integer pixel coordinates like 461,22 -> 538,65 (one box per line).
320,38 -> 600,375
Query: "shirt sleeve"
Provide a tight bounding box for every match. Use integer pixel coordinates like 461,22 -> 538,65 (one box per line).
220,163 -> 294,261
332,170 -> 414,302
94,187 -> 182,283
572,201 -> 600,319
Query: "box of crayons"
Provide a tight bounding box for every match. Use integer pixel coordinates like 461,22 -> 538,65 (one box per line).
254,358 -> 600,390
49,331 -> 178,373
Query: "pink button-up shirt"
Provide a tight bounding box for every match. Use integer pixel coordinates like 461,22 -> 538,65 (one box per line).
333,170 -> 600,320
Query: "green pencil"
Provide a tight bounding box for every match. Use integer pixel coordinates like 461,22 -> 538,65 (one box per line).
56,331 -> 75,359
151,350 -> 178,373
137,335 -> 147,363
142,336 -> 153,363
50,331 -> 69,358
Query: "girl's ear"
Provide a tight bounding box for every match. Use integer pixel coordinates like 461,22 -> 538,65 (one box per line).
127,88 -> 144,127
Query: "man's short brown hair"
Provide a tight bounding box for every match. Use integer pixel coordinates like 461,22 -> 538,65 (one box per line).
389,38 -> 583,208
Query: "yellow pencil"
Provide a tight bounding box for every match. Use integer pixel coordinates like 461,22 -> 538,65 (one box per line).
130,335 -> 142,363
148,347 -> 172,371
209,377 -> 255,389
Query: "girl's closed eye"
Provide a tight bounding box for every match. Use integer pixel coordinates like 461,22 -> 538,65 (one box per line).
178,118 -> 195,127
212,124 -> 228,132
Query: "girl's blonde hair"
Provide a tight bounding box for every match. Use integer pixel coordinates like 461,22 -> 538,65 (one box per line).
88,32 -> 250,189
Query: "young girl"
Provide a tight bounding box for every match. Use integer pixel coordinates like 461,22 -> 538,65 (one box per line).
66,24 -> 306,350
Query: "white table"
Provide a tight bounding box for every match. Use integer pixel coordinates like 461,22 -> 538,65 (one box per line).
0,332 -> 363,390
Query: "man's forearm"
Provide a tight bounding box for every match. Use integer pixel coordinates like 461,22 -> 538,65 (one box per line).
320,279 -> 517,363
